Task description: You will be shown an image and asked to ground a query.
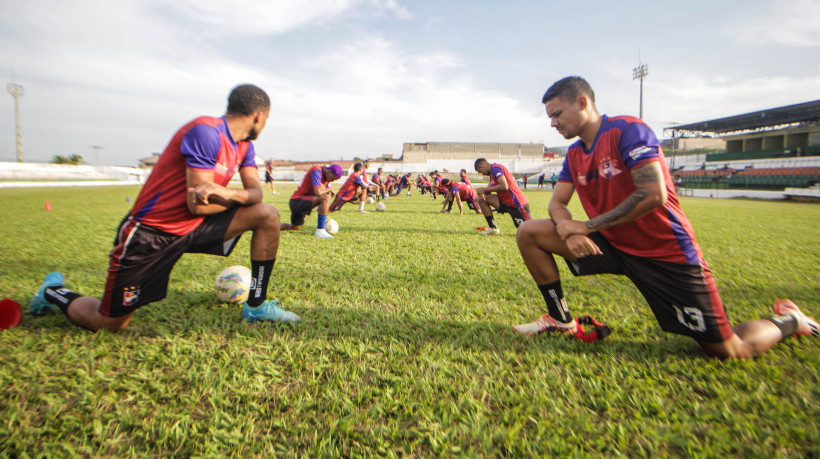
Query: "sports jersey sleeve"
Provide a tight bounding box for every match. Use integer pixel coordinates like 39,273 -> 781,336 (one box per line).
354,175 -> 365,186
491,166 -> 505,181
619,122 -> 660,170
240,143 -> 257,168
180,124 -> 221,169
558,156 -> 573,182
310,168 -> 323,187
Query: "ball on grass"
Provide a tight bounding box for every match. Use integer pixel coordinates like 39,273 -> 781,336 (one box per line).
326,219 -> 339,235
215,265 -> 251,305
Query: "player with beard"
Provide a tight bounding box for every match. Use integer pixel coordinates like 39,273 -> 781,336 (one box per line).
29,84 -> 300,331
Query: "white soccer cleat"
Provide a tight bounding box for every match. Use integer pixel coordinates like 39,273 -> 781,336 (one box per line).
774,299 -> 818,337
480,227 -> 500,235
314,228 -> 334,239
514,314 -> 577,336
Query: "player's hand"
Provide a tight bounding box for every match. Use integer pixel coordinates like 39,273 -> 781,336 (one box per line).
565,234 -> 602,259
556,220 -> 591,240
188,182 -> 229,205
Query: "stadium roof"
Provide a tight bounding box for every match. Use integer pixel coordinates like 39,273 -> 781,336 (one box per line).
665,99 -> 820,136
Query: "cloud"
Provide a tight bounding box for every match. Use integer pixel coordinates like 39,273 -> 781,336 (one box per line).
731,0 -> 820,47
251,37 -> 551,160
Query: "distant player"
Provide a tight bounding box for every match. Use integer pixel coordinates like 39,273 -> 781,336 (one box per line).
264,161 -> 277,194
439,178 -> 480,215
288,164 -> 344,238
459,169 -> 472,186
513,75 -> 817,356
474,158 -> 531,235
330,162 -> 368,213
28,84 -> 300,331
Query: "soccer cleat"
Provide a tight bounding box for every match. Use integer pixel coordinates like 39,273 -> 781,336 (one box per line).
314,228 -> 334,239
514,314 -> 577,336
475,226 -> 488,231
480,227 -> 500,235
28,272 -> 65,316
774,299 -> 818,337
243,300 -> 300,323
573,315 -> 612,343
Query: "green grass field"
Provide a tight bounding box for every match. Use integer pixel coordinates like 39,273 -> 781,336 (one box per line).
0,185 -> 818,456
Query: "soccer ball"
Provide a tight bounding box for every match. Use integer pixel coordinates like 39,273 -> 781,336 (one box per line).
326,218 -> 339,235
366,197 -> 375,204
215,265 -> 252,305
376,201 -> 386,212
406,192 -> 411,196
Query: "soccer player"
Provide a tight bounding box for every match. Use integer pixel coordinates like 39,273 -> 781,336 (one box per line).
265,160 -> 278,194
28,84 -> 300,332
330,162 -> 368,213
459,169 -> 472,186
439,178 -> 481,215
372,167 -> 387,201
474,158 -> 531,235
513,76 -> 817,356
288,164 -> 344,238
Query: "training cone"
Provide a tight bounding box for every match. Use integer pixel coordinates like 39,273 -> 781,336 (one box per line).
45,201 -> 52,211
0,298 -> 22,330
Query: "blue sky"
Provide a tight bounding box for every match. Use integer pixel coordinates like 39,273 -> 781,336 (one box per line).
1,0 -> 819,166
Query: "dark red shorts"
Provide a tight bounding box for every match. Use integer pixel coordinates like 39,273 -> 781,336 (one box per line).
100,209 -> 241,317
565,232 -> 733,343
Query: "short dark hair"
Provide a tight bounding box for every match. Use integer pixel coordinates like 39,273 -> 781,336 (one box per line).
227,84 -> 270,116
353,162 -> 363,172
541,76 -> 595,104
441,178 -> 451,186
474,158 -> 488,169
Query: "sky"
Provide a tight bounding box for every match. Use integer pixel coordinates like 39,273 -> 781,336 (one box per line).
1,0 -> 819,166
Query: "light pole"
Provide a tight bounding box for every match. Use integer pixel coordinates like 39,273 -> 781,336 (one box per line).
632,63 -> 649,119
90,145 -> 102,166
7,82 -> 24,162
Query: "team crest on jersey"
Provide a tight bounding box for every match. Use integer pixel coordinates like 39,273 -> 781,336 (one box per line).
123,286 -> 140,307
599,159 -> 622,179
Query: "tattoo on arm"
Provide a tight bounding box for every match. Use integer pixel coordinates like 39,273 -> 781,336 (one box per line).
585,164 -> 662,231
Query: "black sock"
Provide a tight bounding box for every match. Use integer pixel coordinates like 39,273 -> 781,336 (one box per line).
44,287 -> 82,315
485,216 -> 497,228
537,281 -> 572,323
766,315 -> 799,338
247,259 -> 275,307
447,201 -> 454,211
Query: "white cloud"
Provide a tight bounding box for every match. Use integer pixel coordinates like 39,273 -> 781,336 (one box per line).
732,0 -> 820,47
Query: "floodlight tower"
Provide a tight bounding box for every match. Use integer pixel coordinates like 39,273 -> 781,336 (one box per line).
632,63 -> 649,119
7,82 -> 24,162
90,145 -> 102,166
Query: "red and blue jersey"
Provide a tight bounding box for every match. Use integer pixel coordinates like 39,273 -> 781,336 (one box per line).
451,182 -> 477,201
292,165 -> 330,201
460,176 -> 472,186
131,116 -> 257,235
337,171 -> 364,201
558,115 -> 701,265
372,172 -> 383,184
489,163 -> 528,208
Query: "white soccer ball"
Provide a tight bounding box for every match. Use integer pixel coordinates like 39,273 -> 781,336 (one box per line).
366,197 -> 375,204
215,265 -> 252,305
376,201 -> 386,212
406,192 -> 411,196
326,218 -> 339,235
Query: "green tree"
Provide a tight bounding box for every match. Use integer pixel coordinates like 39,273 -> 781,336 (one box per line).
51,154 -> 86,165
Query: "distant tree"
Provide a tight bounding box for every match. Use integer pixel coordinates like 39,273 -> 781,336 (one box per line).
51,154 -> 86,165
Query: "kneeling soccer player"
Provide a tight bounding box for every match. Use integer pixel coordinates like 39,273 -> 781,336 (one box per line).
28,84 -> 299,332
288,163 -> 344,238
514,76 -> 817,358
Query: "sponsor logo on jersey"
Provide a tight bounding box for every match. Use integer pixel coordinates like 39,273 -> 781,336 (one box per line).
628,146 -> 654,161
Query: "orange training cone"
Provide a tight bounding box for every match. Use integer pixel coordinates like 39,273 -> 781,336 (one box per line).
45,201 -> 52,211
